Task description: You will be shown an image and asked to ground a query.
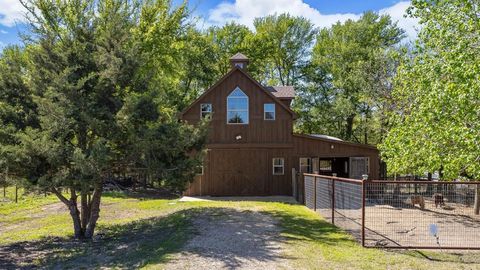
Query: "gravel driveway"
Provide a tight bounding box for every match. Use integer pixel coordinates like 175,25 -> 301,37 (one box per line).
163,208 -> 292,270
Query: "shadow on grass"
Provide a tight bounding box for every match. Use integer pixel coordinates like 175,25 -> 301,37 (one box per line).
0,208 -> 196,269
103,188 -> 178,200
0,206 -> 301,269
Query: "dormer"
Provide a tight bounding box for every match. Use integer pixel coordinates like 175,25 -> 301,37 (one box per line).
264,86 -> 295,108
230,53 -> 249,70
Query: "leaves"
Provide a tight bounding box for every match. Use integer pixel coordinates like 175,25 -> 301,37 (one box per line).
380,0 -> 480,179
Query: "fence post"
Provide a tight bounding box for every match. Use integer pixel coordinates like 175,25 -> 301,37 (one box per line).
361,179 -> 366,247
313,176 -> 317,211
332,178 -> 335,225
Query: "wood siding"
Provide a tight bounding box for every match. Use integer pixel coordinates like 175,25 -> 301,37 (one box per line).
182,69 -> 293,145
182,66 -> 380,196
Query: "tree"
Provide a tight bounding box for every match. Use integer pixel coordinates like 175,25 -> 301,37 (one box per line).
175,28 -> 217,108
298,12 -> 404,143
379,0 -> 480,212
0,46 -> 38,202
253,14 -> 317,86
207,22 -> 254,77
0,0 -> 207,239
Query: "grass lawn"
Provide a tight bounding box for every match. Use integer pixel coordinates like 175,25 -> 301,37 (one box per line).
1,187 -> 479,269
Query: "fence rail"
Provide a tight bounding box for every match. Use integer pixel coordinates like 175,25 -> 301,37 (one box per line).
303,174 -> 480,250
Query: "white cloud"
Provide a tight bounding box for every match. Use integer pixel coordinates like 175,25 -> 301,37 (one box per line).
379,1 -> 419,40
0,30 -> 7,34
207,0 -> 359,29
206,0 -> 419,40
0,0 -> 26,27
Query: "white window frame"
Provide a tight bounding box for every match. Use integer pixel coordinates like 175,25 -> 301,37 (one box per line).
227,87 -> 249,125
264,103 -> 275,120
200,103 -> 212,119
272,158 -> 285,175
299,157 -> 312,173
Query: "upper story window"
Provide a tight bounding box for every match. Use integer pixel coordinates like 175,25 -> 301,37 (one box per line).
227,87 -> 249,124
234,63 -> 244,68
264,103 -> 275,120
200,103 -> 212,119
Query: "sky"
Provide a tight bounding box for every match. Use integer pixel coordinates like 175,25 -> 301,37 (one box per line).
0,0 -> 419,49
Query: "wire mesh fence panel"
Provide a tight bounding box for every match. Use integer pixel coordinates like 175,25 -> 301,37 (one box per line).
364,181 -> 480,249
333,180 -> 363,240
304,174 -> 363,241
304,175 -> 315,210
304,174 -> 480,250
316,177 -> 333,222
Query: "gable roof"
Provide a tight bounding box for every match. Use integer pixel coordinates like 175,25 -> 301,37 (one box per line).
265,86 -> 295,99
179,67 -> 296,118
230,53 -> 249,60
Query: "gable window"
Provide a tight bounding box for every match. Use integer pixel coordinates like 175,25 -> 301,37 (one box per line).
264,103 -> 275,120
200,103 -> 212,119
273,158 -> 284,175
227,87 -> 249,124
299,157 -> 312,173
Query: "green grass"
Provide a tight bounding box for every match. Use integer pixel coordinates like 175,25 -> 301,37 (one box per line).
1,189 -> 480,269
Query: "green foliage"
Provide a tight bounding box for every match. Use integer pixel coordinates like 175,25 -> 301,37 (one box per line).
253,14 -> 318,86
380,0 -> 480,179
2,194 -> 479,268
206,22 -> 254,76
0,0 -> 208,238
295,12 -> 405,143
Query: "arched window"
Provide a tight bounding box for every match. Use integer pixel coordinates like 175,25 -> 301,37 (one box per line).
227,87 -> 249,124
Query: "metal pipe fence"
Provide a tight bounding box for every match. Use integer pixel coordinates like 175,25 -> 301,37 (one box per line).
303,174 -> 480,250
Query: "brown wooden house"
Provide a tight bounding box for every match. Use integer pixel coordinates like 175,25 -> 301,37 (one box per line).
181,53 -> 380,196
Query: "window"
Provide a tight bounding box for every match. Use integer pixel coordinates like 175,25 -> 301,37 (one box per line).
273,158 -> 284,175
234,63 -> 244,68
264,103 -> 275,120
200,103 -> 212,118
227,87 -> 249,124
299,158 -> 312,173
319,159 -> 332,172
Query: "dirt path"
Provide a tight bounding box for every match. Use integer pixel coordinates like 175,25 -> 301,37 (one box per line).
163,208 -> 292,270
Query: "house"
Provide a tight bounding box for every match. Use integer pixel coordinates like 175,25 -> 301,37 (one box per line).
180,53 -> 380,196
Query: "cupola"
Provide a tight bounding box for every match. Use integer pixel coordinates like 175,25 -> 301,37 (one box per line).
230,53 -> 249,70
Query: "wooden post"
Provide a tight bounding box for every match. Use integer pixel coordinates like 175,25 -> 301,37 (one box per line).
361,180 -> 366,247
292,168 -> 297,201
15,185 -> 18,203
313,176 -> 317,211
332,179 -> 335,225
475,184 -> 480,215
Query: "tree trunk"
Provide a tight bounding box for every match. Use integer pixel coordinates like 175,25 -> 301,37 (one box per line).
68,189 -> 83,238
80,190 -> 90,230
52,187 -> 84,239
15,185 -> 18,203
345,115 -> 355,141
475,185 -> 480,215
52,181 -> 103,240
84,182 -> 103,238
